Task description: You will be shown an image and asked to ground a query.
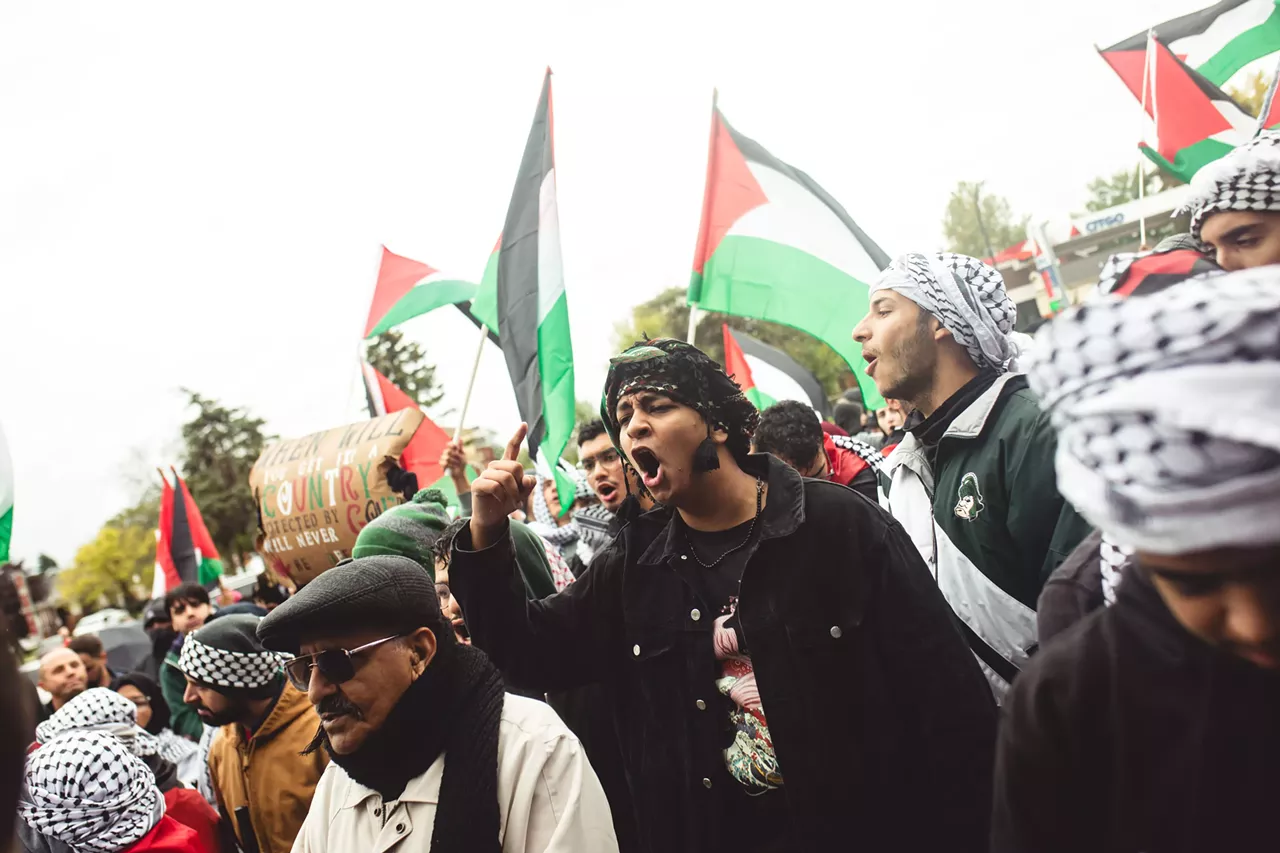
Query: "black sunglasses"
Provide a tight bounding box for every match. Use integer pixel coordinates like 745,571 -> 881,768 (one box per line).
284,635 -> 402,691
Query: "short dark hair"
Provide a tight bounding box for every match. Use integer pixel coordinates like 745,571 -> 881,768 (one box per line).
68,635 -> 104,658
576,419 -> 607,447
753,401 -> 823,469
831,398 -> 864,436
432,518 -> 470,576
164,582 -> 210,617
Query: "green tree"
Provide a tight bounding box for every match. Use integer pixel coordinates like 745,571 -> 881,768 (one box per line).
365,330 -> 445,411
179,392 -> 270,565
1082,167 -> 1172,212
613,287 -> 856,399
942,181 -> 1029,258
1228,70 -> 1271,117
58,526 -> 154,611
35,554 -> 58,573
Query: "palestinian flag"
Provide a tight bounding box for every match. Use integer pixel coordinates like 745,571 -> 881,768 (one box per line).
468,234 -> 503,331
0,422 -> 12,564
1101,0 -> 1280,90
722,324 -> 830,417
364,245 -> 479,338
494,70 -> 576,513
1134,37 -> 1254,182
152,470 -> 223,596
362,361 -> 469,503
688,103 -> 891,409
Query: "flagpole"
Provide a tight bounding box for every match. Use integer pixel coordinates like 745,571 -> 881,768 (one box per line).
452,322 -> 489,442
350,243 -> 386,418
1138,31 -> 1155,249
688,87 -> 718,346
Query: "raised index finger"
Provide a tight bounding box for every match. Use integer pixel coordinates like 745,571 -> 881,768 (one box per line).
504,423 -> 528,462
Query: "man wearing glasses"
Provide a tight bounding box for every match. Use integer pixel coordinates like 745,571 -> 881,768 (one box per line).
178,613 -> 328,853
258,553 -> 617,853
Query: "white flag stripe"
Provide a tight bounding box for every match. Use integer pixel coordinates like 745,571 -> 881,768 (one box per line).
744,353 -> 821,414
536,168 -> 565,325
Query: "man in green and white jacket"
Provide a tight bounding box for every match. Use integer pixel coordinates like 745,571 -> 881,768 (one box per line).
853,252 -> 1091,699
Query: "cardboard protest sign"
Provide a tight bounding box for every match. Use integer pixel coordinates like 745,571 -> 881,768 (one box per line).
249,408 -> 425,585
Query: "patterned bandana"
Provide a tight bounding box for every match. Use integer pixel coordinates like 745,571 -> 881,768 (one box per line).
21,730 -> 165,853
1024,268 -> 1280,554
178,631 -> 287,692
570,502 -> 615,565
1179,131 -> 1280,238
871,252 -> 1019,373
36,688 -> 159,758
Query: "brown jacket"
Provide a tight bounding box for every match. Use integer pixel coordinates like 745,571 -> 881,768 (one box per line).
207,682 -> 328,853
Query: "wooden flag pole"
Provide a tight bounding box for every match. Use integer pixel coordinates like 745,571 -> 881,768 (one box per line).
688,87 -> 719,346
1138,30 -> 1155,249
453,322 -> 489,442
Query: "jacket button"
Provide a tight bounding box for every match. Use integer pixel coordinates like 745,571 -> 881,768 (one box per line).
396,823 -> 405,833
681,554 -> 688,560
690,608 -> 701,621
695,699 -> 706,710
373,807 -> 381,816
702,777 -> 713,789
633,644 -> 641,656
830,625 -> 842,639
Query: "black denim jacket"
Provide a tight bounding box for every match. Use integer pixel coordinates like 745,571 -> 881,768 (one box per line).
451,454 -> 996,852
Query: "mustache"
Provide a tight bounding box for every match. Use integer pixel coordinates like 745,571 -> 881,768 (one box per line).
316,693 -> 363,719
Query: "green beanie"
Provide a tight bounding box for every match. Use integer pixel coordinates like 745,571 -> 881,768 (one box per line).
353,488 -> 451,577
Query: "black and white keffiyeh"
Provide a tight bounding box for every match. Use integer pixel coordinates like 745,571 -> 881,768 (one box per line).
36,688 -> 159,758
828,433 -> 886,473
1025,268 -> 1280,555
178,631 -> 286,691
1180,131 -> 1280,238
871,252 -> 1021,372
21,731 -> 165,853
570,502 -> 615,565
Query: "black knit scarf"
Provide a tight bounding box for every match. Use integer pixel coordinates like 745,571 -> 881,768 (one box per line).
309,643 -> 505,853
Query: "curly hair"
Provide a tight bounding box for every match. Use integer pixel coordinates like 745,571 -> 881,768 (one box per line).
753,400 -> 823,469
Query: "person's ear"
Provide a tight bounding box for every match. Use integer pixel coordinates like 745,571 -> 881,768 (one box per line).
406,627 -> 438,679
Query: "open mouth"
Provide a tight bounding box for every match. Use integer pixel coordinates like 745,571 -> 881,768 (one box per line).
863,350 -> 879,377
596,482 -> 618,502
631,447 -> 660,479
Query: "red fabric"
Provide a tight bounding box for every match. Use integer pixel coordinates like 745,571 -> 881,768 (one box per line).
126,814 -> 211,853
823,434 -> 869,486
721,324 -> 756,394
1148,40 -> 1233,159
881,442 -> 899,456
155,477 -> 180,592
363,246 -> 437,337
162,788 -> 220,853
820,421 -> 848,437
691,111 -> 768,275
365,364 -> 452,489
177,475 -> 221,564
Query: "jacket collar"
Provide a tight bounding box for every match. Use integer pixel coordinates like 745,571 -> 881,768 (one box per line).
886,372 -> 1023,474
222,682 -> 312,747
340,754 -> 444,808
637,453 -> 806,566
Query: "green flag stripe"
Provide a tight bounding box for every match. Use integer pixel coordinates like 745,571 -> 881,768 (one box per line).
692,233 -> 884,409
366,280 -> 479,338
0,507 -> 10,563
1141,137 -> 1236,183
1198,7 -> 1280,86
471,250 -> 500,331
537,293 -> 577,509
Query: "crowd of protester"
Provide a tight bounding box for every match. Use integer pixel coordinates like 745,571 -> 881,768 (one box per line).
4,130 -> 1280,853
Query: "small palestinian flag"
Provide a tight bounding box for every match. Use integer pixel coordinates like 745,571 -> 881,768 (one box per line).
364,245 -> 479,338
494,70 -> 576,513
722,324 -> 829,417
152,470 -> 224,596
0,421 -> 12,564
1122,36 -> 1254,182
688,101 -> 890,409
1101,0 -> 1280,90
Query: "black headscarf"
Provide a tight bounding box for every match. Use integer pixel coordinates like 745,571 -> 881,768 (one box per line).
109,672 -> 168,735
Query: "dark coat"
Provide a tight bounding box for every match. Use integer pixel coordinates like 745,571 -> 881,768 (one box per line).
451,454 -> 997,852
993,568 -> 1280,853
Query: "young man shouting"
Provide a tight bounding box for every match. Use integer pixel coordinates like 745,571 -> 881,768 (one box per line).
449,338 -> 996,853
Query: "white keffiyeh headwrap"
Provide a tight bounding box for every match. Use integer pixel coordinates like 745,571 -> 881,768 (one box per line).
36,688 -> 159,758
1024,267 -> 1280,555
1179,131 -> 1280,238
871,252 -> 1021,373
21,730 -> 165,853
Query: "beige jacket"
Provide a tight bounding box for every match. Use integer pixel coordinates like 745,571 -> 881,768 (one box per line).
291,694 -> 618,853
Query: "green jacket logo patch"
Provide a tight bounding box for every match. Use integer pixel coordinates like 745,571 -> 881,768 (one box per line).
954,472 -> 985,521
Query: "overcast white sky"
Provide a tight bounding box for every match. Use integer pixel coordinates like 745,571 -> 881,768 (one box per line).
2,0 -> 1213,565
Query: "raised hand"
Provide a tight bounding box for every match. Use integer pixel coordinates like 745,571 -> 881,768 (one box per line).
469,423 -> 536,550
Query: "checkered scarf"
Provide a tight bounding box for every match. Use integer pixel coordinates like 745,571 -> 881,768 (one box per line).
1024,268 -> 1280,554
828,433 -> 886,473
21,730 -> 165,853
871,252 -> 1020,372
570,502 -> 615,566
1180,131 -> 1280,238
178,632 -> 287,691
36,688 -> 159,758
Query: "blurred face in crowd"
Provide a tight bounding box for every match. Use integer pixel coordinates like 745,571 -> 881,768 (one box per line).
38,649 -> 87,707
853,291 -> 941,404
299,627 -> 436,755
170,598 -> 210,635
541,479 -> 567,525
579,433 -> 627,514
616,391 -> 721,507
116,683 -> 153,730
77,650 -> 109,686
1142,544 -> 1280,670
183,679 -> 250,727
436,583 -> 469,645
877,402 -> 906,435
1199,210 -> 1280,271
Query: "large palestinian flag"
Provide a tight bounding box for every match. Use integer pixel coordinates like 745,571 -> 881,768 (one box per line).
152,471 -> 224,596
493,71 -> 576,513
364,245 -> 479,338
0,422 -> 12,563
722,324 -> 830,416
1133,37 -> 1254,181
689,104 -> 891,409
1101,0 -> 1280,90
